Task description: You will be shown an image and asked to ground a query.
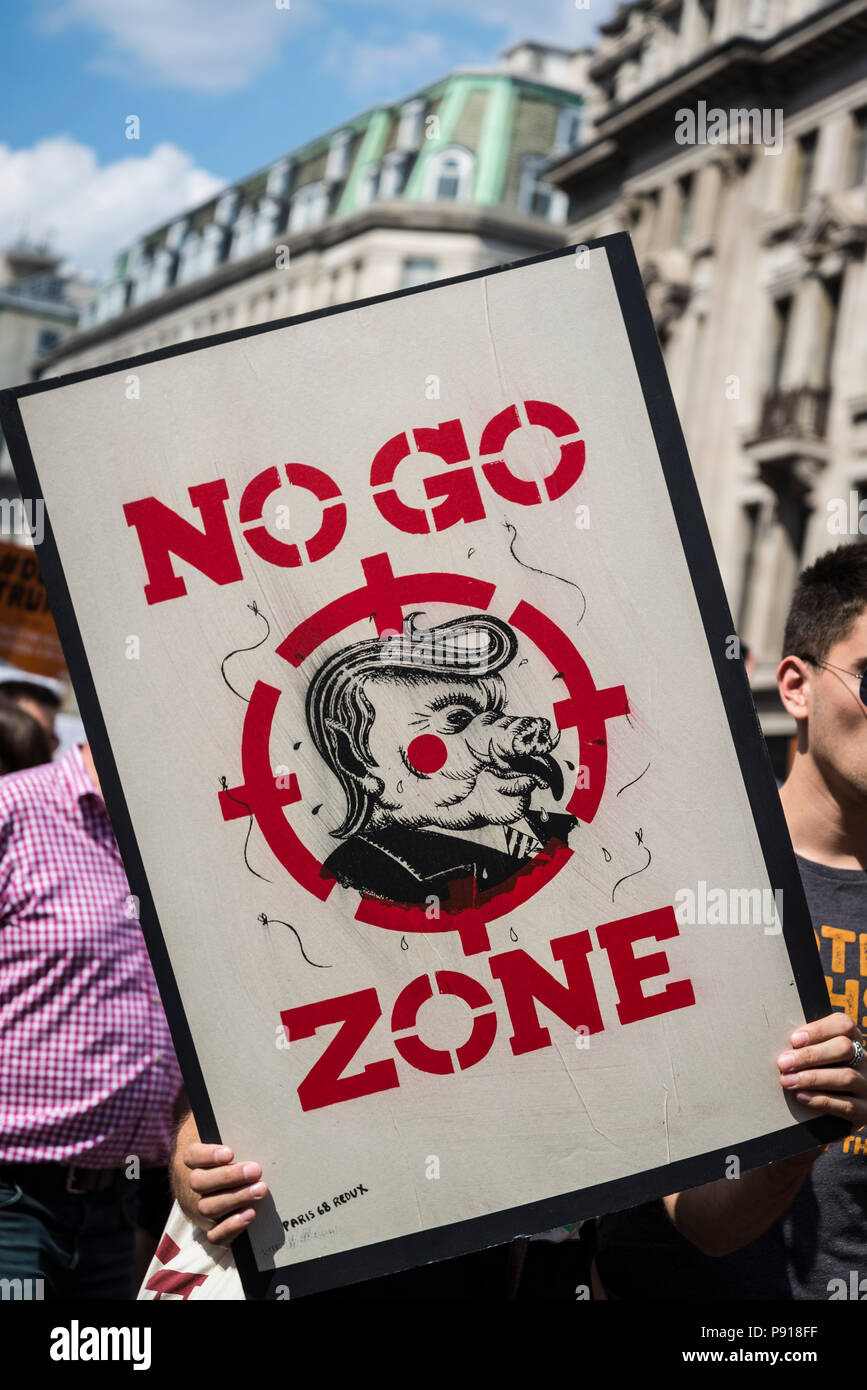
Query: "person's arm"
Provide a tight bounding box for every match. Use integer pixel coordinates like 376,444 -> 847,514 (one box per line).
170,1107 -> 269,1247
662,1147 -> 823,1256
662,1011 -> 865,1257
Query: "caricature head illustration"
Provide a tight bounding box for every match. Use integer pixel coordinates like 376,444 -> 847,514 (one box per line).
306,612 -> 576,905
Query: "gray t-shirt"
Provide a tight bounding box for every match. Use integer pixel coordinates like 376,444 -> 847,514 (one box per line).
595,853 -> 867,1300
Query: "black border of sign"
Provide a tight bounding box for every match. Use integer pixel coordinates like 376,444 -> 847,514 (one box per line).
0,231 -> 843,1300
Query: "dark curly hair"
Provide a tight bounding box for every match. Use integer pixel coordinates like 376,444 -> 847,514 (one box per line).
783,541 -> 867,663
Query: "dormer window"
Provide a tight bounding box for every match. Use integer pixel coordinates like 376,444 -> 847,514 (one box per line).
214,191 -> 240,226
256,196 -> 281,243
397,99 -> 426,151
165,219 -> 189,253
177,230 -> 204,284
358,165 -> 380,206
553,106 -> 582,154
147,247 -> 175,297
379,150 -> 409,199
289,181 -> 329,231
231,205 -> 258,260
424,146 -> 475,202
266,159 -> 292,199
325,130 -> 353,182
200,221 -> 228,272
518,155 -> 569,223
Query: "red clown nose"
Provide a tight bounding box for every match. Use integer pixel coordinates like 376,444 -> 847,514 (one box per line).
406,734 -> 448,775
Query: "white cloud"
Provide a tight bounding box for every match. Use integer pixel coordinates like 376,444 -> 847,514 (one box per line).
315,2 -> 613,100
36,0 -> 612,95
321,28 -> 448,93
452,0 -> 605,48
39,0 -> 312,93
334,0 -> 607,53
0,137 -> 224,277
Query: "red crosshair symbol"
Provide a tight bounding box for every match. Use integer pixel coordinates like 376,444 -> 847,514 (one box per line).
219,551 -> 628,955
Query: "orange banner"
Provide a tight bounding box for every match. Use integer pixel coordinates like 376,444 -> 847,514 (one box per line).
0,540 -> 67,680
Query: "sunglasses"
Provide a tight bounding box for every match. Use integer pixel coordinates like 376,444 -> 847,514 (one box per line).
800,655 -> 867,706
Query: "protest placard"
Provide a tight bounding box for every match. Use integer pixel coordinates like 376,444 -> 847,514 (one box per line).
0,234 -> 837,1298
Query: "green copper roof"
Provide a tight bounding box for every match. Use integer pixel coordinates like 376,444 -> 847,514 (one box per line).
94,66 -> 584,311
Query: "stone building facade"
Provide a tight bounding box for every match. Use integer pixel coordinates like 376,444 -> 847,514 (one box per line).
547,0 -> 867,762
0,244 -> 88,504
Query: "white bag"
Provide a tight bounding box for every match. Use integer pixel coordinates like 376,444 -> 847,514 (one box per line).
137,1200 -> 246,1300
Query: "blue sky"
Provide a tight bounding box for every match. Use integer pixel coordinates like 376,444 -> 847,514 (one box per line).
1,0 -> 614,278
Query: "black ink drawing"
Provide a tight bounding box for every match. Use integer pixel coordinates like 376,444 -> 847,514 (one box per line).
503,520 -> 587,628
220,600 -> 271,704
305,612 -> 576,907
258,912 -> 329,968
611,827 -> 652,901
219,775 -> 271,883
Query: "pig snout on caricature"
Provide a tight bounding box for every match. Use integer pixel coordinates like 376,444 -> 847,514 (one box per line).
465,714 -> 564,802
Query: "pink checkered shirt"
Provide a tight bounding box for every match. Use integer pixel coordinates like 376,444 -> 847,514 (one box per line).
0,745 -> 183,1166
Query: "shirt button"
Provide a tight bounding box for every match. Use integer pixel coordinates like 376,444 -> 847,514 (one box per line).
154,1052 -> 163,1062
151,994 -> 160,1004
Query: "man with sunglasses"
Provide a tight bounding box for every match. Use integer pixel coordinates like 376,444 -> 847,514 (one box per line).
589,540 -> 867,1299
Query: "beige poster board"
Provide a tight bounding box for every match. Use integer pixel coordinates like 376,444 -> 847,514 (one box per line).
0,236 -> 835,1298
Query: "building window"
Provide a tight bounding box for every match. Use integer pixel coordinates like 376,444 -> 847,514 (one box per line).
379,151 -> 409,200
146,247 -> 174,296
266,158 -> 292,199
357,166 -> 380,206
698,0 -> 717,40
676,173 -> 694,245
165,219 -> 189,254
553,106 -> 582,154
230,206 -> 258,261
397,99 -> 426,151
289,182 -> 329,231
662,5 -> 684,36
35,328 -> 61,356
816,274 -> 842,389
737,501 -> 762,631
424,146 -> 475,202
177,231 -> 204,284
214,191 -> 240,227
776,491 -> 809,567
200,222 -> 228,273
849,108 -> 867,187
325,130 -> 353,182
791,130 -> 817,211
640,188 -> 660,252
769,295 -> 792,389
518,156 -> 569,222
401,258 -> 438,289
255,197 -> 281,247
